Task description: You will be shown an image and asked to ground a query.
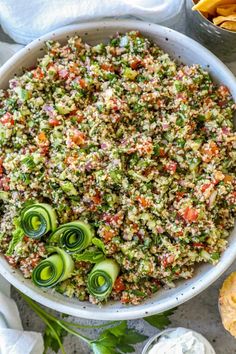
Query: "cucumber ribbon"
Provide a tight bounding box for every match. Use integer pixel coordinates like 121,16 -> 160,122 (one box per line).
32,246 -> 74,288
88,259 -> 120,300
21,203 -> 57,239
49,221 -> 94,254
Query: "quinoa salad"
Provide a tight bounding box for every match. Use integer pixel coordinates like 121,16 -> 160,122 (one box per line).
0,31 -> 235,305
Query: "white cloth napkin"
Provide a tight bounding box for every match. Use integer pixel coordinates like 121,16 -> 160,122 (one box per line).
0,0 -> 184,44
0,276 -> 44,354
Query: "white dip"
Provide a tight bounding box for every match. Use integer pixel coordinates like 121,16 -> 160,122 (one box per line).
148,327 -> 215,354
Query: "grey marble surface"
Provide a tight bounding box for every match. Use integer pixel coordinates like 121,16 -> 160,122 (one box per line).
3,8 -> 236,354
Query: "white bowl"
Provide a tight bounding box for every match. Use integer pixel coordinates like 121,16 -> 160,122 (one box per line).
0,20 -> 235,320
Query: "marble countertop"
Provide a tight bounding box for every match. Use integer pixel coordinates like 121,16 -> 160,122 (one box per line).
2,12 -> 236,354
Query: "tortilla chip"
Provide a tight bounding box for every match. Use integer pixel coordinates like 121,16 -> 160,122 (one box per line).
213,14 -> 236,25
193,0 -> 236,15
217,4 -> 236,16
220,20 -> 236,30
200,11 -> 209,18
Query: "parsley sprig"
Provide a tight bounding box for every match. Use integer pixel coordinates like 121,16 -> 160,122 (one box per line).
20,292 -> 175,354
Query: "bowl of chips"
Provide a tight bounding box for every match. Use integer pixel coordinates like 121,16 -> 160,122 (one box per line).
186,0 -> 236,62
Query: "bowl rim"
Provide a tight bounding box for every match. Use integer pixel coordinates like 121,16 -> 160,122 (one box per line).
0,19 -> 236,320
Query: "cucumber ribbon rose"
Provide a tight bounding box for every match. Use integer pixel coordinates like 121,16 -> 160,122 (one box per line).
49,221 -> 94,254
88,259 -> 120,300
21,203 -> 57,239
32,246 -> 74,288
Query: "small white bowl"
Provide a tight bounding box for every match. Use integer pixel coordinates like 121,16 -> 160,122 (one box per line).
142,327 -> 216,354
0,20 -> 236,320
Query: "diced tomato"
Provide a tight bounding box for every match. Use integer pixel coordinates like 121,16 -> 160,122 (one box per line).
159,148 -> 166,157
131,223 -> 139,232
121,294 -> 130,304
64,154 -> 78,165
76,113 -> 84,123
183,207 -> 198,223
204,97 -> 214,107
136,196 -> 150,208
39,146 -> 49,156
157,99 -> 165,108
176,231 -> 183,237
33,67 -> 44,79
69,109 -> 84,123
79,79 -> 86,88
38,131 -> 47,142
176,191 -> 185,202
201,141 -> 219,162
71,130 -> 86,145
201,183 -> 211,193
103,230 -> 115,243
130,59 -> 142,70
218,100 -> 227,107
209,141 -> 219,154
162,259 -> 168,267
165,162 -> 177,173
48,118 -> 61,127
0,177 -> 10,191
29,145 -> 37,153
50,49 -> 58,56
0,112 -> 14,125
218,85 -> 230,97
193,242 -> 204,248
142,167 -> 153,177
101,63 -> 115,72
69,63 -> 79,74
114,277 -> 126,292
110,98 -> 119,112
91,192 -> 101,205
140,141 -> 153,155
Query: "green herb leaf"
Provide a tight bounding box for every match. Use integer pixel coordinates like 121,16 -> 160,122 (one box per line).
117,343 -> 134,353
106,321 -> 126,337
90,343 -> 118,354
6,218 -> 24,256
92,321 -> 147,354
74,250 -> 106,263
43,321 -> 67,353
120,329 -> 147,344
118,327 -> 147,353
21,156 -> 36,169
144,308 -> 176,330
92,237 -> 106,253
